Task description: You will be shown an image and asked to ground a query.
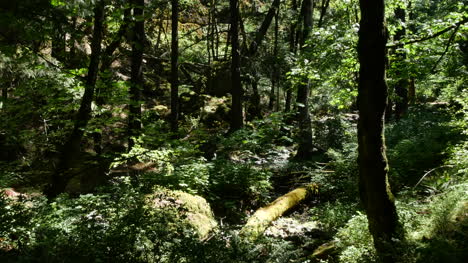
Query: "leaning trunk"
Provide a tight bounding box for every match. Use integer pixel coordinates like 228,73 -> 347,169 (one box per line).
46,1 -> 105,198
357,0 -> 402,261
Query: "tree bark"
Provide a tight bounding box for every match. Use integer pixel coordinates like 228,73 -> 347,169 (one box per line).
357,0 -> 402,261
46,1 -> 105,198
128,0 -> 145,150
294,0 -> 314,160
229,0 -> 243,132
170,0 -> 179,133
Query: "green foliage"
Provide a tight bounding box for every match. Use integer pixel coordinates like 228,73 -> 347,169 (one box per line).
220,112 -> 294,155
386,105 -> 465,187
0,178 -> 302,263
112,141 -> 211,195
335,212 -> 377,263
209,159 -> 272,216
309,201 -> 358,234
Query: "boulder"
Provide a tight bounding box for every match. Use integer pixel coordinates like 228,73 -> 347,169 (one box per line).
145,187 -> 218,240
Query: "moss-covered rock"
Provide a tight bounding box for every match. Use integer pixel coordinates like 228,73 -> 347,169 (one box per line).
145,187 -> 218,239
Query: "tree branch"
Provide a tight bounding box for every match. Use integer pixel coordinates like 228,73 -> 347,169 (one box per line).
387,17 -> 468,48
430,24 -> 460,73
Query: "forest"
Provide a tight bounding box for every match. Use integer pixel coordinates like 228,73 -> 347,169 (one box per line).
0,0 -> 467,262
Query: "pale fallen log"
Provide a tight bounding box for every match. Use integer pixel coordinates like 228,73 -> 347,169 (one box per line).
240,184 -> 318,240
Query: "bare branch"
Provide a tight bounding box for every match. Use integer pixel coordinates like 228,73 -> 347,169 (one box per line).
387,17 -> 468,48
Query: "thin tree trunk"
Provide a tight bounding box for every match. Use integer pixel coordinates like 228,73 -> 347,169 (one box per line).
247,76 -> 261,121
51,14 -> 66,62
46,1 -> 105,198
408,78 -> 415,104
317,0 -> 330,27
294,0 -> 314,160
285,0 -> 299,113
357,0 -> 402,261
244,0 -> 281,57
170,0 -> 179,133
269,7 -> 280,111
93,7 -> 131,155
128,0 -> 145,150
96,7 -> 131,105
230,0 -> 243,131
393,7 -> 408,119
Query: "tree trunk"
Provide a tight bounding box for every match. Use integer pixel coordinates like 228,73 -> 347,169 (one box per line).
294,0 -> 314,160
51,15 -> 66,62
245,0 -> 281,57
285,0 -> 299,113
128,0 -> 145,150
357,0 -> 402,261
269,6 -> 280,111
393,7 -> 408,120
230,0 -> 243,132
94,7 -> 131,154
240,184 -> 318,240
247,76 -> 261,121
170,0 -> 179,133
46,1 -> 105,198
408,78 -> 415,104
318,0 -> 331,27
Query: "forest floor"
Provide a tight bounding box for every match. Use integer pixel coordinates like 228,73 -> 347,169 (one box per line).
1,104 -> 467,262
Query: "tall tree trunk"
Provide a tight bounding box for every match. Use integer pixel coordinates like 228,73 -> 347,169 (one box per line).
294,0 -> 314,160
357,0 -> 402,261
94,7 -> 131,154
285,0 -> 299,113
407,1 -> 416,105
128,0 -> 145,150
269,6 -> 280,111
245,0 -> 281,57
247,76 -> 261,121
170,0 -> 179,133
46,1 -> 105,198
393,7 -> 408,119
230,0 -> 243,131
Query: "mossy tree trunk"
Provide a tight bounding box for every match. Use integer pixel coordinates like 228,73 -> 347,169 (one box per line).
357,0 -> 402,262
241,184 -> 317,240
128,0 -> 145,150
46,1 -> 105,198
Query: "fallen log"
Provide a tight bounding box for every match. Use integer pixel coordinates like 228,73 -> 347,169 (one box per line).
240,184 -> 318,240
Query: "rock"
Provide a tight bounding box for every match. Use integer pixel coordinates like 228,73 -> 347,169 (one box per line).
145,187 -> 218,240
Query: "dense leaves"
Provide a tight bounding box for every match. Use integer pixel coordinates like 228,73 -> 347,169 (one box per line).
0,0 -> 467,262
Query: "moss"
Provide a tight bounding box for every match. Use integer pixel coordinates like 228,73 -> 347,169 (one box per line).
145,187 -> 218,239
241,184 -> 318,240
